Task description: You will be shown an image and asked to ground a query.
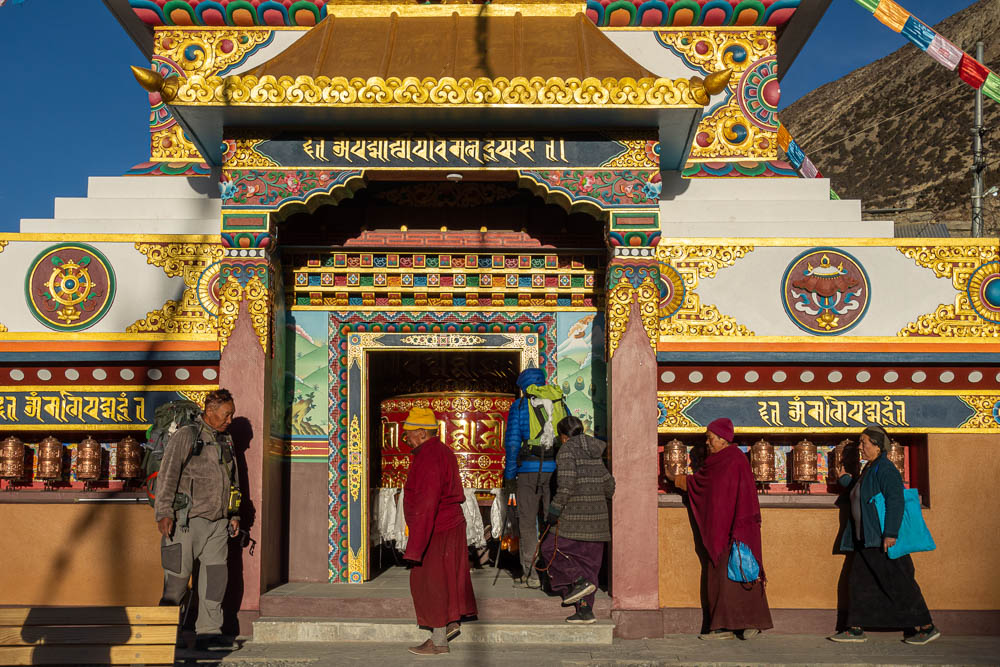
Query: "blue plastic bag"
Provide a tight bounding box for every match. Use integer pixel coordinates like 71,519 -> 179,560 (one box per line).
727,541 -> 760,583
871,488 -> 936,559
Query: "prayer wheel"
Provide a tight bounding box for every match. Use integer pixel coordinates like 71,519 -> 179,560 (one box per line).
36,436 -> 64,480
0,436 -> 25,480
116,436 -> 143,480
750,439 -> 776,483
887,439 -> 906,476
830,439 -> 850,473
662,439 -> 688,478
791,439 -> 818,483
75,436 -> 102,481
379,392 -> 514,489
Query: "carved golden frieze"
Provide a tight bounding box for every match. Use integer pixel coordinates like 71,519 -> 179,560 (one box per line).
217,277 -> 243,352
690,101 -> 777,161
154,28 -> 274,78
151,124 -> 202,162
656,29 -> 775,81
216,274 -> 274,352
131,242 -> 224,336
898,244 -> 1000,337
655,244 -> 755,337
607,275 -> 659,358
227,138 -> 281,169
656,394 -> 700,432
959,395 -> 1000,430
178,390 -> 212,408
601,137 -> 660,169
173,75 -> 708,108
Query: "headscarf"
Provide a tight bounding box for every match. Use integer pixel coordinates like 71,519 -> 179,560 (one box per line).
861,424 -> 889,451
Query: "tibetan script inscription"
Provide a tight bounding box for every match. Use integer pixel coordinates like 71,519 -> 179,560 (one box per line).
757,396 -> 907,428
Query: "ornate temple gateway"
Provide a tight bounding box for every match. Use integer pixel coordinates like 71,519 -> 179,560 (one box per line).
2,0 -> 999,638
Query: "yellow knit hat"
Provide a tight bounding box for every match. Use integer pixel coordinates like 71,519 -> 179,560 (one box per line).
402,406 -> 438,431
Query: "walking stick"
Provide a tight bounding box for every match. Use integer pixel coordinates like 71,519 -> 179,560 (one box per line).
492,494 -> 517,586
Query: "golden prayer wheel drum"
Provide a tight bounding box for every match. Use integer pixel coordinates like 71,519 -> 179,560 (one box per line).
750,439 -> 776,483
116,436 -> 143,480
662,439 -> 688,478
887,439 -> 906,476
379,392 -> 514,489
75,436 -> 102,481
36,437 -> 64,480
791,439 -> 818,483
0,436 -> 25,480
830,439 -> 851,473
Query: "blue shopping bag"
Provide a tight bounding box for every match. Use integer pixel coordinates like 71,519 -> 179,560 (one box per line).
871,488 -> 936,559
727,541 -> 760,583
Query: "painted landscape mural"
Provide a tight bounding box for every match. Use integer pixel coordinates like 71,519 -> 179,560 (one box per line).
556,311 -> 607,438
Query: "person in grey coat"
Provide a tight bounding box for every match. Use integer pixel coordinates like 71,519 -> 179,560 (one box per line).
539,416 -> 615,624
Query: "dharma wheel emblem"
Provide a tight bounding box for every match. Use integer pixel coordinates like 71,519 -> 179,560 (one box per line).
26,244 -> 116,331
781,248 -> 870,335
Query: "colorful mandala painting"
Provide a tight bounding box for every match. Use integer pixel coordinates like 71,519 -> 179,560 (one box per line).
967,261 -> 1000,324
25,244 -> 116,331
737,56 -> 779,131
781,248 -> 870,335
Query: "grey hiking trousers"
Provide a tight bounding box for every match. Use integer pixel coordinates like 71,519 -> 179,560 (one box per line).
160,516 -> 229,635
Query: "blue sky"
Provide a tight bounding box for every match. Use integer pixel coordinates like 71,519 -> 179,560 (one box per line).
0,0 -> 980,233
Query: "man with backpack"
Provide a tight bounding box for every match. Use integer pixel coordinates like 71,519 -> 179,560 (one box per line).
502,367 -> 567,588
152,389 -> 241,651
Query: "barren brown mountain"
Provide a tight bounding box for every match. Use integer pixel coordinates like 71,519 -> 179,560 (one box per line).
780,0 -> 1000,236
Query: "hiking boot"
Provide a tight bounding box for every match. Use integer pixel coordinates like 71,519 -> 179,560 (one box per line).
740,628 -> 761,640
829,627 -> 868,643
194,634 -> 237,652
904,625 -> 941,645
446,622 -> 461,641
561,577 -> 597,605
408,639 -> 449,655
566,605 -> 596,624
698,629 -> 734,640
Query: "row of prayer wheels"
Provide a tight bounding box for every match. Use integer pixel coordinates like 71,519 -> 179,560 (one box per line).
0,435 -> 144,482
663,437 -> 906,483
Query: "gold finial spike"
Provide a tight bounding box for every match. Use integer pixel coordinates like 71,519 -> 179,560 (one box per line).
704,68 -> 733,95
131,66 -> 164,94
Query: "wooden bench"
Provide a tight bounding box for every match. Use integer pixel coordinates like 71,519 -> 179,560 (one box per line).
0,606 -> 179,665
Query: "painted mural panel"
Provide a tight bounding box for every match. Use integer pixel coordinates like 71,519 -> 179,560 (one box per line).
285,310 -> 329,457
556,311 -> 607,438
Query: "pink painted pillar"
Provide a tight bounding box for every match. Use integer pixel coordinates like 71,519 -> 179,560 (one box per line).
219,299 -> 269,633
609,298 -> 661,638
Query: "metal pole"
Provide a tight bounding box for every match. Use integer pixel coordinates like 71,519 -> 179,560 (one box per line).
972,41 -> 986,237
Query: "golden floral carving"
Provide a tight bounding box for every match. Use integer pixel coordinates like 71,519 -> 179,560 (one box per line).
217,277 -> 243,352
244,275 -> 270,352
656,29 -> 775,81
130,242 -> 224,336
958,395 -> 1000,430
690,102 -> 776,161
151,124 -> 202,162
178,390 -> 212,408
898,244 -> 1000,337
173,75 -> 709,108
348,414 -> 363,503
656,394 -> 700,432
656,244 -> 755,337
601,137 -> 660,169
227,138 -> 280,169
154,28 -> 274,78
607,275 -> 659,358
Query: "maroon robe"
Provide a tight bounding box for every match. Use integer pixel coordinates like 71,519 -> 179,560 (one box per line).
403,436 -> 477,628
685,444 -> 772,631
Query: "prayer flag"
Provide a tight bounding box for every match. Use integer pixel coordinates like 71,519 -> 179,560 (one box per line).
786,141 -> 805,169
776,124 -> 791,151
959,52 -> 990,89
982,72 -> 1000,104
901,16 -> 935,51
873,0 -> 909,32
853,0 -> 879,12
927,33 -> 963,70
799,157 -> 819,179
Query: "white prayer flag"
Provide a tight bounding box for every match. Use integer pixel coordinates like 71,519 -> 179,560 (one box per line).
927,33 -> 963,71
799,157 -> 819,179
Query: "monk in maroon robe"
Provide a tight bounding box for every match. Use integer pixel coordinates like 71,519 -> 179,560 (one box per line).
665,417 -> 772,640
401,406 -> 477,655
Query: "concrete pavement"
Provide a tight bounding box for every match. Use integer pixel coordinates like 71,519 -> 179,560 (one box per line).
175,632 -> 1000,666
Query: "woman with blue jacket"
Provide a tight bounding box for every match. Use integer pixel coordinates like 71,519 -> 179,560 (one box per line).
829,424 -> 939,645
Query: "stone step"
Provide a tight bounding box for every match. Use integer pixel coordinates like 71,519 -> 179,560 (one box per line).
252,618 -> 615,645
54,196 -> 221,220
87,175 -> 219,200
658,220 -> 894,238
19,218 -> 220,235
661,174 -> 833,201
658,198 -> 861,223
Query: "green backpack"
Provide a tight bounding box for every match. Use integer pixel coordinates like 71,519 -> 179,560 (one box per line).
142,400 -> 203,509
